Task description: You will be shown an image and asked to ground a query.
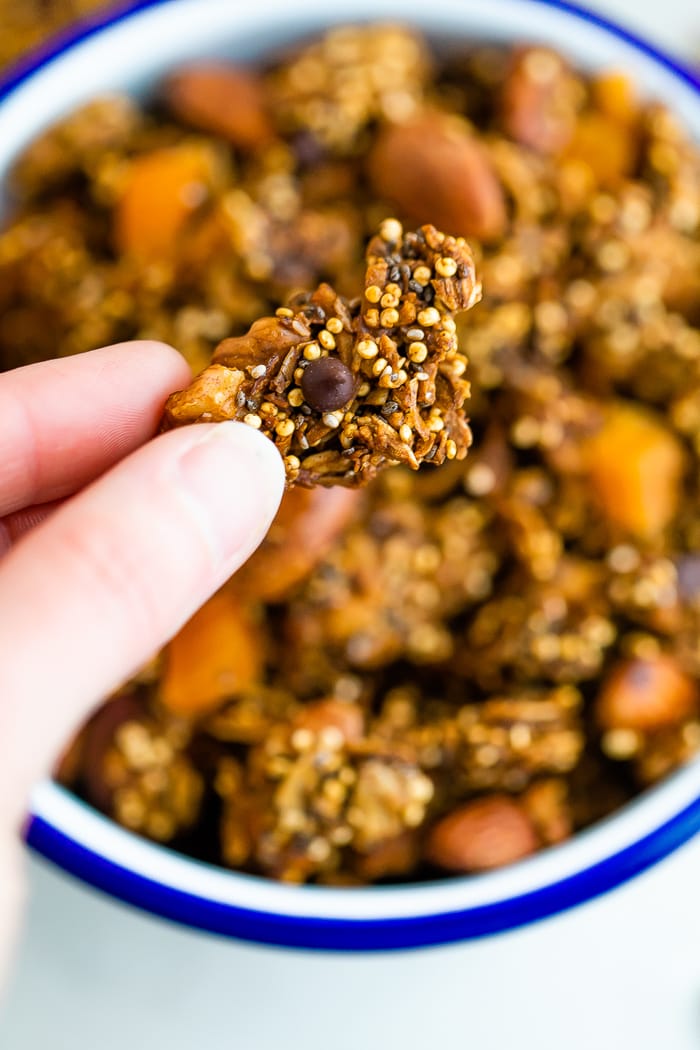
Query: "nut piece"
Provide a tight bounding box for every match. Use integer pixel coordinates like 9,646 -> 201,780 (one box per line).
426,796 -> 538,872
501,47 -> 580,154
353,832 -> 420,881
521,779 -> 572,845
368,113 -> 507,242
595,655 -> 699,733
164,65 -> 273,148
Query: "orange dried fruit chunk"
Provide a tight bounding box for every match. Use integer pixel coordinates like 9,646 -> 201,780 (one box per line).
367,112 -> 506,242
160,591 -> 263,718
593,72 -> 638,124
164,65 -> 273,149
595,655 -> 698,732
426,796 -> 538,873
583,403 -> 685,538
564,112 -> 636,186
115,143 -> 218,259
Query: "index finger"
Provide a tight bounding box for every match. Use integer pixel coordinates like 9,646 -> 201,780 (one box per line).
0,341 -> 191,517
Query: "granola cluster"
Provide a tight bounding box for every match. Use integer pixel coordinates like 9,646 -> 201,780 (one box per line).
0,0 -> 106,68
164,220 -> 478,485
268,24 -> 431,155
5,24 -> 700,882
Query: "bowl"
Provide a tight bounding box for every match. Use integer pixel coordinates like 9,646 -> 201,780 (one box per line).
2,0 -> 700,952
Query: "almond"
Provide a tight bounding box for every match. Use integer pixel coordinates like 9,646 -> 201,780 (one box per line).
426,795 -> 538,872
164,65 -> 273,148
367,112 -> 506,242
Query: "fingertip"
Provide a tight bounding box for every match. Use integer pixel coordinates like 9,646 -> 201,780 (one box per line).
168,420 -> 284,571
99,339 -> 192,388
217,420 -> 286,505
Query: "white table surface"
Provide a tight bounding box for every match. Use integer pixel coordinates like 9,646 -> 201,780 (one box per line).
1,1 -> 699,1048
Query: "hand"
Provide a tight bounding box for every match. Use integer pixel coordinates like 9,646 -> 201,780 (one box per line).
0,341 -> 283,987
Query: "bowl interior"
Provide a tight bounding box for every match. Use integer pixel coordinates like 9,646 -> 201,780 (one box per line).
2,0 -> 700,935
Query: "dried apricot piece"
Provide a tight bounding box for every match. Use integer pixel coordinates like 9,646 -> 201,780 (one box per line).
160,591 -> 263,718
593,72 -> 639,124
564,113 -> 637,186
583,403 -> 685,538
115,142 -> 221,259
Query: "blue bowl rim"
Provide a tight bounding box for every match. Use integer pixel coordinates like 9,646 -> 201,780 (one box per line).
3,0 -> 700,950
27,786 -> 700,950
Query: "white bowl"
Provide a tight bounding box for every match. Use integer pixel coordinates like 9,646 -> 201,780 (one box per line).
2,0 -> 700,951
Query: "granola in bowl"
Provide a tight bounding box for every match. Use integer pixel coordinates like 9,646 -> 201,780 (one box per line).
2,23 -> 700,884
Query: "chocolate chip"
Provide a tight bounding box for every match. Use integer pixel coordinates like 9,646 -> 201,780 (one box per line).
301,356 -> 357,412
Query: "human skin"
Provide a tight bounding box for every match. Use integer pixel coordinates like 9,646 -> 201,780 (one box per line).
0,341 -> 284,988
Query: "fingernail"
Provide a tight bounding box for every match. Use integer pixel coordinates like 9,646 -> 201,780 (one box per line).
175,422 -> 284,566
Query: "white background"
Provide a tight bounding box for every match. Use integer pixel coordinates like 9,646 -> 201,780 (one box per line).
1,1 -> 700,1048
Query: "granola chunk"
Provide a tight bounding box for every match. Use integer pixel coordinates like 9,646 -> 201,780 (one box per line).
216,723 -> 434,882
164,220 -> 480,486
267,24 -> 431,155
79,696 -> 203,843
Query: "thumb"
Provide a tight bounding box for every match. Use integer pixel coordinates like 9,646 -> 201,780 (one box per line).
0,421 -> 283,822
